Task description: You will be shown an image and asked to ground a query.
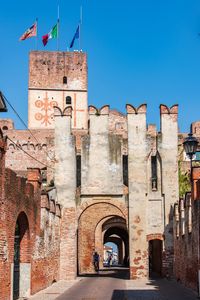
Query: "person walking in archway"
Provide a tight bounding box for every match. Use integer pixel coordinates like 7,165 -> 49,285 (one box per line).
93,251 -> 100,272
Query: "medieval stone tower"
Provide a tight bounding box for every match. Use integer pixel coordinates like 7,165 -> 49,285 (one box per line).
28,51 -> 88,130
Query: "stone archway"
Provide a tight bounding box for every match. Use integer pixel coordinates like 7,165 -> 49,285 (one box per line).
12,212 -> 31,300
78,202 -> 126,274
105,236 -> 124,265
103,219 -> 129,266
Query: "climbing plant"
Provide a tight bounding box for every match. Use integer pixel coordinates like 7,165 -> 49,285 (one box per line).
178,163 -> 190,198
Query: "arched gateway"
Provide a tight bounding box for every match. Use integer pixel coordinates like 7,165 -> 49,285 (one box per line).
78,202 -> 128,274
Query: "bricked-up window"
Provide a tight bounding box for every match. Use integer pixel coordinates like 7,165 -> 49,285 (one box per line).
63,76 -> 67,84
123,155 -> 128,186
66,96 -> 71,105
151,156 -> 157,190
76,155 -> 81,187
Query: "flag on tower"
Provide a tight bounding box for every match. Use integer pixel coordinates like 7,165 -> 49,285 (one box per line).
42,23 -> 58,46
70,25 -> 80,48
19,22 -> 37,41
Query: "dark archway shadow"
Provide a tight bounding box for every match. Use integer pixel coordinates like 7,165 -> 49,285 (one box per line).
78,267 -> 130,280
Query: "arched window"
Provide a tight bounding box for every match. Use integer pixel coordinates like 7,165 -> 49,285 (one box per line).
66,96 -> 72,105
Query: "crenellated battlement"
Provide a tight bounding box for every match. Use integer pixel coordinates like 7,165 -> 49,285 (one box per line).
160,104 -> 178,115
88,105 -> 110,115
126,103 -> 147,114
54,106 -> 73,117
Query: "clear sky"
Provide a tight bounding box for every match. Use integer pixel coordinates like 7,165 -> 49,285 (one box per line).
1,0 -> 200,132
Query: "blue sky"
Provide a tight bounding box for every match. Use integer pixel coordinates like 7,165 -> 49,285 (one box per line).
1,0 -> 200,132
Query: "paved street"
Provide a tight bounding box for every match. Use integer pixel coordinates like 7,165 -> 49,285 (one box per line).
29,268 -> 198,300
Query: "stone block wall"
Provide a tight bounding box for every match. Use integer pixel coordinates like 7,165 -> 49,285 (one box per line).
127,104 -> 148,279
81,105 -> 123,195
54,106 -> 77,280
159,104 -> 179,276
127,104 -> 179,279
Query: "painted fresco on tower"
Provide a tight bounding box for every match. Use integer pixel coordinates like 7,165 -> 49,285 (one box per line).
34,92 -> 58,126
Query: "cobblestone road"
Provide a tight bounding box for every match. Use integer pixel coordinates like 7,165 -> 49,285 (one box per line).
29,268 -> 198,300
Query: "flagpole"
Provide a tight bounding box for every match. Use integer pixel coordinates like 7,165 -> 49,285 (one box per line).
36,18 -> 38,50
79,5 -> 82,51
57,5 -> 60,51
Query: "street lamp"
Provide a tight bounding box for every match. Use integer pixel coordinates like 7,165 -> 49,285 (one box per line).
183,132 -> 198,183
183,132 -> 199,295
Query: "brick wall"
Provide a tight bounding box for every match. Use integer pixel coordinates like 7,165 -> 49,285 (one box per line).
173,182 -> 200,290
29,51 -> 87,90
0,132 -> 61,300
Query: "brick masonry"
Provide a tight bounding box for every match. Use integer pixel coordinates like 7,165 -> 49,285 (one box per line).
173,167 -> 200,291
0,130 -> 61,300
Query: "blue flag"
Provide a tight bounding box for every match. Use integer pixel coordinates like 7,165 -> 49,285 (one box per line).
70,25 -> 80,48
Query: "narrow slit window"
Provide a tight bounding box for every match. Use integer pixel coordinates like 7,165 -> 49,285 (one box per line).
63,76 -> 67,84
76,155 -> 81,187
123,155 -> 128,187
151,156 -> 157,190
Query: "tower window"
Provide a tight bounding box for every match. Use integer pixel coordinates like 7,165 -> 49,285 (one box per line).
123,155 -> 128,187
63,76 -> 67,84
151,156 -> 157,190
76,155 -> 81,187
66,96 -> 72,105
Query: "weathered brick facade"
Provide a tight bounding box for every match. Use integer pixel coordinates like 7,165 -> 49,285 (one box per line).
173,167 -> 200,291
0,130 -> 61,300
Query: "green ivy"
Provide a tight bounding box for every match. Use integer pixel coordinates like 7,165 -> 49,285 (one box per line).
178,163 -> 190,198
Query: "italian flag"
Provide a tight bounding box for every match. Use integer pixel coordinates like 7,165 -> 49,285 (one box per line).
42,23 -> 58,46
